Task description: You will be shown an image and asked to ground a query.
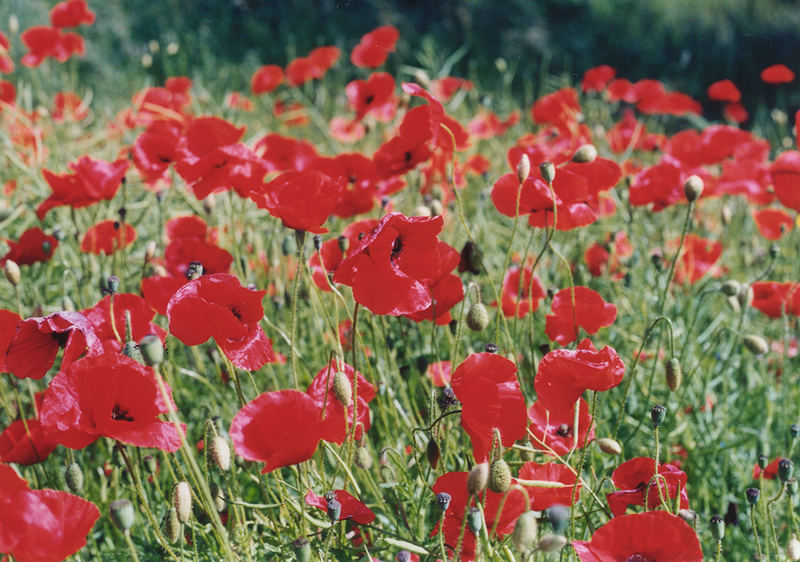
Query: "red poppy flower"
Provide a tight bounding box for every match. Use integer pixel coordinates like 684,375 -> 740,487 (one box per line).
751,282 -> 800,318
38,155 -> 129,219
132,120 -> 183,185
430,76 -> 473,102
306,360 -> 376,444
761,64 -> 795,84
166,214 -> 217,242
0,80 -> 14,105
230,389 -> 322,472
753,208 -> 793,240
80,220 -> 136,255
1,227 -> 58,267
164,237 -> 232,279
333,213 -> 449,316
637,91 -> 702,116
467,110 -> 519,140
0,32 -> 14,74
167,273 -> 275,370
673,235 -> 723,285
372,106 -> 434,179
329,116 -> 366,144
426,360 -> 452,386
535,339 -> 625,412
581,65 -> 616,92
174,116 -> 266,200
309,219 -> 377,291
346,72 -> 397,121
531,88 -> 581,132
573,511 -> 702,561
0,309 -> 21,372
249,170 -> 343,234
544,287 -> 617,346
272,100 -> 310,127
305,489 -> 375,524
20,25 -> 85,67
723,101 -> 749,123
130,84 -> 190,126
52,91 -> 88,122
707,79 -> 741,103
255,133 -> 318,172
606,457 -> 690,517
517,461 -> 581,511
4,311 -> 100,380
50,0 -> 95,27
752,457 -> 782,480
81,293 -> 166,353
629,161 -> 704,212
585,232 -> 632,278
0,463 -> 100,562
528,397 -> 594,456
250,64 -> 284,95
497,265 -> 545,318
309,153 -> 382,218
350,25 -> 400,68
286,46 -> 340,86
0,392 -> 58,465
451,352 -> 527,462
771,150 -> 800,212
403,241 -> 464,325
432,471 -> 528,561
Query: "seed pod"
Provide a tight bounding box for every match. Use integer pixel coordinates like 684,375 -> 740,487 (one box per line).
332,370 -> 352,407
746,487 -> 760,506
3,260 -> 20,286
65,462 -> 84,494
683,175 -> 704,202
467,463 -> 489,496
743,335 -> 768,356
779,458 -> 795,483
426,438 -> 440,469
537,533 -> 567,553
597,438 -> 622,456
572,144 -> 598,164
163,507 -> 181,543
710,515 -> 724,541
173,481 -> 192,523
122,341 -> 144,364
539,161 -> 556,184
139,334 -> 164,366
665,358 -> 682,392
516,154 -> 531,184
110,499 -> 135,531
466,302 -> 489,331
435,492 -> 451,512
337,235 -> 349,253
511,511 -> 538,551
650,405 -> 667,427
209,436 -> 231,471
326,498 -> 342,522
488,459 -> 511,493
467,507 -> 482,533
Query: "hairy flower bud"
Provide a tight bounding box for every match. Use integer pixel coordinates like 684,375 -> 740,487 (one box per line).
3,260 -> 20,286
332,370 -> 352,407
516,154 -> 531,184
209,436 -> 231,471
743,334 -> 769,356
110,499 -> 135,531
163,507 -> 181,543
512,511 -> 538,551
426,438 -> 440,469
572,144 -> 598,164
488,459 -> 511,493
65,462 -> 84,494
466,302 -> 489,331
173,481 -> 192,523
467,463 -> 489,496
665,357 -> 682,392
597,437 -> 622,455
683,175 -> 704,202
355,445 -> 373,470
538,533 -> 567,553
539,161 -> 556,184
139,334 -> 164,366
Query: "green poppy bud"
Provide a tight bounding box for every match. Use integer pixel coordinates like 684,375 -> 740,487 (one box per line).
65,462 -> 84,494
209,436 -> 231,471
292,538 -> 311,562
3,260 -> 20,286
683,175 -> 704,202
426,438 -> 440,470
467,507 -> 482,533
138,334 -> 164,366
516,154 -> 531,184
332,370 -> 352,407
110,499 -> 135,531
467,463 -> 489,496
597,438 -> 622,455
466,302 -> 489,332
710,515 -> 724,541
512,511 -> 538,551
163,507 -> 181,543
665,358 -> 682,392
572,144 -> 598,164
539,161 -> 556,184
537,533 -> 567,553
720,280 -> 740,296
173,481 -> 192,523
488,459 -> 511,493
743,335 -> 768,356
355,445 -> 373,470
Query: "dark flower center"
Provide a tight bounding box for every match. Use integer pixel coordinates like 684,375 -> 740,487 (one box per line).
391,236 -> 404,261
624,555 -> 654,562
51,330 -> 71,348
404,150 -> 413,163
111,404 -> 134,422
556,423 -> 572,437
364,95 -> 374,105
229,306 -> 242,320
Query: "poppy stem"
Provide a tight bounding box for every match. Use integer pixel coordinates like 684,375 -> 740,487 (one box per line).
750,505 -> 764,560
657,199 -> 695,315
569,391 -> 597,542
289,229 -> 306,389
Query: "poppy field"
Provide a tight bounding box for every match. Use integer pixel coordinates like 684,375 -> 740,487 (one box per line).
2,1 -> 800,561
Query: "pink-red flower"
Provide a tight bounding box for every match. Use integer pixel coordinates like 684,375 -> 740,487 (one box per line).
707,79 -> 741,103
751,282 -> 800,318
250,64 -> 284,95
38,156 -> 129,219
350,25 -> 400,68
770,151 -> 800,212
497,265 -> 545,318
544,287 -> 617,345
80,220 -> 136,255
1,227 -> 58,267
528,398 -> 594,456
0,392 -> 58,465
50,0 -> 95,27
20,25 -> 85,67
761,64 -> 795,84
606,457 -> 690,517
517,461 -> 581,511
673,235 -> 723,285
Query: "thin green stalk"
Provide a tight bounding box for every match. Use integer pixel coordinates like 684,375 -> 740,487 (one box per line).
657,200 -> 695,315
289,229 -> 306,389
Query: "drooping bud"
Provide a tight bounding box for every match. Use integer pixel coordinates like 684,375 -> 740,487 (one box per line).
665,358 -> 682,392
209,436 -> 231,471
3,260 -> 20,286
65,462 -> 84,494
110,499 -> 136,531
467,507 -> 482,533
467,463 -> 489,496
710,515 -> 725,541
163,507 -> 181,543
466,302 -> 489,331
537,533 -> 567,553
720,280 -> 740,296
683,175 -> 704,202
516,154 -> 531,184
292,538 -> 311,562
488,458 -> 511,493
355,445 -> 373,470
429,199 -> 444,216
737,284 -> 753,307
743,335 -> 769,356
426,438 -> 440,469
337,235 -> 349,253
139,334 -> 164,366
597,438 -> 622,456
313,235 -> 322,251
512,511 -> 538,552
332,370 -> 352,407
650,405 -> 667,427
173,481 -> 192,523
572,144 -> 598,164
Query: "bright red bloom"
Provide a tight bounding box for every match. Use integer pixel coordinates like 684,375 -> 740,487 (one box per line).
1,227 -> 58,267
531,88 -> 581,132
272,100 -> 310,127
286,46 -> 340,86
310,153 -> 383,217
306,360 -> 376,444
430,76 -> 473,102
20,25 -> 84,67
545,287 -> 617,345
50,0 -> 95,27
752,457 -> 782,480
573,511 -> 702,561
451,352 -> 527,462
350,25 -> 399,68
305,489 -> 375,524
771,150 -> 800,212
164,237 -> 232,279
250,64 -> 284,95
0,392 -> 58,465
517,461 -> 581,511
309,219 -> 378,291
584,231 -> 632,278
535,338 -> 625,412
723,101 -> 749,123
761,64 -> 795,84
255,133 -> 319,172
0,463 -> 100,562
38,156 -> 129,219
4,311 -> 100,380
753,208 -> 793,240
606,457 -> 690,517
673,235 -> 723,285
249,170 -> 343,233
707,79 -> 741,102
0,80 -> 14,105
403,241 -> 463,325
80,220 -> 136,255
468,111 -> 519,140
167,273 -> 275,370
230,389 -> 322,472
0,32 -> 14,74
132,120 -> 183,185
346,72 -> 397,121
581,65 -> 616,92
432,471 -> 528,561
372,106 -> 434,179
629,161 -> 708,212
497,265 -> 545,318
81,293 -> 166,353
40,354 -> 182,451
0,309 -> 21,372
751,282 -> 800,318
333,213 -> 449,316
425,360 -> 452,386
224,92 -> 253,112
637,91 -> 702,116
329,116 -> 366,144
52,91 -> 88,122
528,398 -> 594,456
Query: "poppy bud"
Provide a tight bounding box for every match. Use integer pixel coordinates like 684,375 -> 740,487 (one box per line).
396,550 -> 411,562
539,161 -> 556,184
737,285 -> 753,307
332,370 -> 352,407
683,175 -> 704,202
665,357 -> 682,392
292,538 -> 311,562
459,241 -> 481,275
106,275 -> 120,295
546,505 -> 569,534
758,454 -> 768,470
426,438 -> 440,469
438,387 -> 458,411
337,235 -> 349,253
326,497 -> 342,522
110,499 -> 136,531
466,302 -> 489,331
185,261 -> 203,280
3,260 -> 20,286
792,424 -> 800,439
678,509 -> 697,526
779,458 -> 794,482
746,487 -> 760,506
488,458 -> 511,493
467,507 -> 482,533
467,462 -> 489,496
173,481 -> 192,523
435,492 -> 452,512
516,154 -> 531,184
710,515 -> 724,541
65,462 -> 84,494
429,199 -> 444,216
651,251 -> 665,271
743,335 -> 768,356
209,436 -> 231,471
597,437 -> 622,456
8,15 -> 18,34
413,205 -> 432,217
139,334 -> 164,366
788,537 -> 800,561
512,510 -> 538,551
163,507 -> 181,543
144,455 -> 158,475
720,280 -> 739,296
122,341 -> 144,364
650,405 -> 666,427
572,144 -> 598,164
210,482 -> 226,512
203,194 -> 215,214
537,533 -> 567,553
355,445 -> 373,470
380,464 -> 394,483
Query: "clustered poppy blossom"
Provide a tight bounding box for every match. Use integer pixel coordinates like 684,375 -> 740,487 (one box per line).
528,397 -> 595,456
496,264 -> 545,318
81,293 -> 166,353
80,219 -> 136,255
606,457 -> 690,516
544,286 -> 617,345
673,235 -> 723,285
0,392 -> 58,465
250,64 -> 284,95
1,227 -> 58,267
38,155 -> 129,219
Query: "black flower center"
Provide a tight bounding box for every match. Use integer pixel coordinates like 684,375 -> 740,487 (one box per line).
111,404 -> 134,422
624,555 -> 654,562
51,330 -> 71,348
229,306 -> 242,320
391,236 -> 404,261
556,423 -> 571,437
